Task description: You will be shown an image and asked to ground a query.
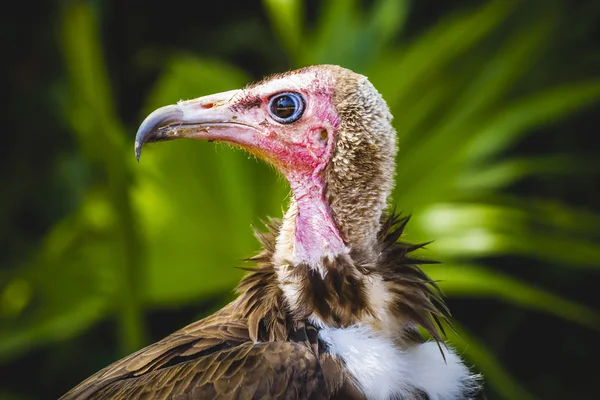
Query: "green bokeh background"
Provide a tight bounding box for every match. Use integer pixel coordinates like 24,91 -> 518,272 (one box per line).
2,1 -> 599,399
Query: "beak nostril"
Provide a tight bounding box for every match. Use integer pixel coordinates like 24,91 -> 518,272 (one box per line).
201,103 -> 214,109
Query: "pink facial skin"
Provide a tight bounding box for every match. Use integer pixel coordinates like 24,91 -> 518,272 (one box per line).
155,69 -> 348,265
232,71 -> 347,265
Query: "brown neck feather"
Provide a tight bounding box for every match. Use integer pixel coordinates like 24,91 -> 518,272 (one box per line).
325,72 -> 397,256
234,213 -> 449,344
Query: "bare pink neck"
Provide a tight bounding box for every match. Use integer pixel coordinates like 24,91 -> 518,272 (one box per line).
280,171 -> 347,267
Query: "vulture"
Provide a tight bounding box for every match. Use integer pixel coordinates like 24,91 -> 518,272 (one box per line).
62,65 -> 480,400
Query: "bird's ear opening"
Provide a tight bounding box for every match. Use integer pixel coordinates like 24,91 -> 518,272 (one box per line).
307,128 -> 330,150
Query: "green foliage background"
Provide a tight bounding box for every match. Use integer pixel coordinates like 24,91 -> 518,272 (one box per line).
2,0 -> 599,399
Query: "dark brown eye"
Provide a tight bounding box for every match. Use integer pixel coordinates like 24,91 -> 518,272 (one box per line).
268,92 -> 305,124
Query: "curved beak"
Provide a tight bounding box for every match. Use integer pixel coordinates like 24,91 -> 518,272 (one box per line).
135,89 -> 259,161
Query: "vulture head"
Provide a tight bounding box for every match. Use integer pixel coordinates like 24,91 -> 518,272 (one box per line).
137,65 -> 395,267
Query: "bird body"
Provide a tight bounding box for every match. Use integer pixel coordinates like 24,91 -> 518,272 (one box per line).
62,65 -> 480,400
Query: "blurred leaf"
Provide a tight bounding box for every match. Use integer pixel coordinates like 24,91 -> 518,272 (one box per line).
308,0 -> 362,68
456,155 -> 596,192
61,1 -> 124,158
371,0 -> 516,110
305,0 -> 408,70
530,198 -> 600,238
262,0 -> 304,60
415,202 -> 600,268
428,264 -> 600,330
464,81 -> 600,164
61,1 -> 144,353
0,193 -> 116,363
432,231 -> 600,268
368,0 -> 408,46
395,7 -> 557,207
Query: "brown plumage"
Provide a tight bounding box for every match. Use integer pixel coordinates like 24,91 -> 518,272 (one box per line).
62,65 -> 480,399
62,216 -> 446,400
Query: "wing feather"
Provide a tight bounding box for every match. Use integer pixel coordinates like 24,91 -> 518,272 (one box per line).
69,342 -> 330,400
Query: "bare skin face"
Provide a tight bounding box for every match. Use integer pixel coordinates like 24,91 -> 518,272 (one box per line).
136,67 -> 349,266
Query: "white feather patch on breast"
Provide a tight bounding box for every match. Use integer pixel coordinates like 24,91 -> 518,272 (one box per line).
318,325 -> 479,400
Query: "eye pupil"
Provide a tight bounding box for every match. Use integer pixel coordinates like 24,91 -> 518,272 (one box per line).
274,96 -> 295,118
268,92 -> 304,123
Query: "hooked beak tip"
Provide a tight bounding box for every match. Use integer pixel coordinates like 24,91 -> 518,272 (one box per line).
135,140 -> 143,162
134,104 -> 184,163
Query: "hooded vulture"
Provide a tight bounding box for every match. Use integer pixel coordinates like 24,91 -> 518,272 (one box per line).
61,65 -> 481,400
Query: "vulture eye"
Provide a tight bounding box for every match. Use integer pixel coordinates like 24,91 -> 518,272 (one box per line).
268,92 -> 305,124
